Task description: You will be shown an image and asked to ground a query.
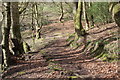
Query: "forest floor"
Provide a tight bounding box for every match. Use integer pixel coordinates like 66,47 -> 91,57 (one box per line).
2,20 -> 120,79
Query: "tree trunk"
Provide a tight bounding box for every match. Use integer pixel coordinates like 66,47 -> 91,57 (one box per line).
0,2 -> 3,71
83,0 -> 89,30
34,3 -> 42,39
69,0 -> 87,49
59,2 -> 64,22
0,3 -> 3,43
73,2 -> 78,21
74,0 -> 86,37
11,2 -> 25,55
31,3 -> 36,43
1,2 -> 11,69
91,15 -> 94,27
112,3 -> 120,27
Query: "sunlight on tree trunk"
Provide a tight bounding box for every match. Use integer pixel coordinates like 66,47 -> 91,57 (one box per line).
83,0 -> 89,30
2,2 -> 11,69
0,2 -> 3,71
34,3 -> 42,39
59,2 -> 64,22
23,41 -> 30,53
31,3 -> 36,43
0,4 -> 3,43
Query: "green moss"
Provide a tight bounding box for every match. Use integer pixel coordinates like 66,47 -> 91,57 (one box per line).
40,50 -> 47,55
84,39 -> 119,62
112,4 -> 120,15
99,51 -> 119,62
18,71 -> 26,75
48,62 -> 63,71
66,33 -> 75,42
100,53 -> 109,61
68,76 -> 78,79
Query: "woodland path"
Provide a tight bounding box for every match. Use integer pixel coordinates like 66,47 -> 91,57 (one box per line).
2,20 -> 119,79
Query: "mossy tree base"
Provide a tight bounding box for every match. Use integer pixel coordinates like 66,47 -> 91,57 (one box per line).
66,34 -> 119,62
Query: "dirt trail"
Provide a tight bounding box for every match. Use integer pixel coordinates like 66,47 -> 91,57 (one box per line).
2,20 -> 119,79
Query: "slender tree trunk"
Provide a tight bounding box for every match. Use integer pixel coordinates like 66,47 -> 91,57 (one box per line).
88,1 -> 91,7
74,0 -> 86,37
83,0 -> 89,30
0,2 -> 3,71
11,2 -> 25,55
1,2 -> 11,69
59,2 -> 64,22
0,3 -> 3,43
34,3 -> 42,39
31,3 -> 35,43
